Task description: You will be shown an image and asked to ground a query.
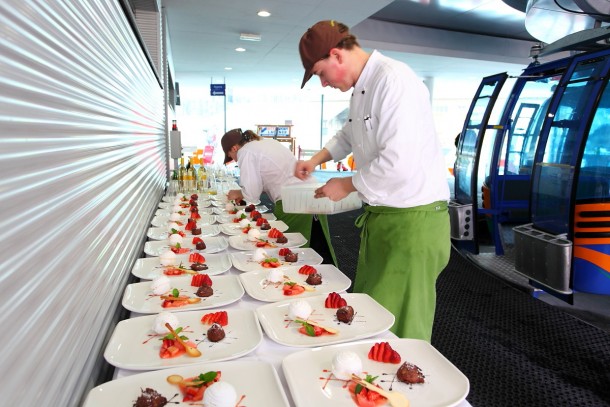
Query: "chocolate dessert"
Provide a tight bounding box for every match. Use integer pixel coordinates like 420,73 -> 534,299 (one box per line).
133,387 -> 167,407
396,362 -> 425,384
305,273 -> 322,285
207,323 -> 225,342
195,241 -> 206,250
252,213 -> 262,221
190,194 -> 199,200
276,235 -> 288,244
245,204 -> 255,212
196,284 -> 213,297
284,252 -> 298,262
191,227 -> 202,235
189,199 -> 198,206
336,305 -> 354,324
260,222 -> 271,230
191,262 -> 208,271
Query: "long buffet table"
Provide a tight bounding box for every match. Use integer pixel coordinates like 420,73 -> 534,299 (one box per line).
98,190 -> 473,407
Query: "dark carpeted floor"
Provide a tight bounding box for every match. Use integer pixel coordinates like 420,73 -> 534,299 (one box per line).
265,191 -> 610,406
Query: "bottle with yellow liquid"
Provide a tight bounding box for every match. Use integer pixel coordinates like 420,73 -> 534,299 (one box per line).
197,161 -> 207,193
187,156 -> 197,192
178,157 -> 186,193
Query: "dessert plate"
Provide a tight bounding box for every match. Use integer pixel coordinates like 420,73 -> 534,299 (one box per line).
131,253 -> 232,279
147,224 -> 221,240
151,214 -> 217,227
83,360 -> 290,407
228,233 -> 306,251
239,264 -> 351,302
122,275 -> 245,314
282,338 -> 470,407
230,248 -> 323,272
219,220 -> 289,236
256,293 -> 394,348
217,212 -> 276,223
104,309 -> 262,370
156,207 -> 214,216
144,236 -> 228,257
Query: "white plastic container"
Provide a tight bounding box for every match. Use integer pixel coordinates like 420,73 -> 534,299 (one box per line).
281,183 -> 362,214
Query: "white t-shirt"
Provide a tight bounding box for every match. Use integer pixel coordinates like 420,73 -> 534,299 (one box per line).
324,50 -> 450,208
236,138 -> 308,203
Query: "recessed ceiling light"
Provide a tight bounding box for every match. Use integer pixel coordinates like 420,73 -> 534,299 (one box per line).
235,47 -> 246,52
257,10 -> 271,17
224,67 -> 232,71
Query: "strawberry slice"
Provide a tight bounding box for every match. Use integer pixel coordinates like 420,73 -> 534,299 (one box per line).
192,237 -> 203,245
267,228 -> 284,238
185,220 -> 197,231
298,265 -> 317,275
325,292 -> 348,308
278,248 -> 292,256
189,252 -> 205,263
191,273 -> 212,287
368,342 -> 401,364
201,311 -> 228,326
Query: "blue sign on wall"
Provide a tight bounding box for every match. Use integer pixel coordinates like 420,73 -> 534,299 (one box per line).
210,84 -> 226,96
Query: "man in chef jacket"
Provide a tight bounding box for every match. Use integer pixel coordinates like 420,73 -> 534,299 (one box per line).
294,20 -> 450,342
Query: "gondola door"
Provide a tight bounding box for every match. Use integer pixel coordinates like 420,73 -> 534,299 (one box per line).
451,73 -> 507,254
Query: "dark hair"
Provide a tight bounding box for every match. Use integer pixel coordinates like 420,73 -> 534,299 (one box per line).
238,129 -> 261,146
334,23 -> 359,50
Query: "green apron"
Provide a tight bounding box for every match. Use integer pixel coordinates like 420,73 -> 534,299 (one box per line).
273,200 -> 338,267
353,201 -> 450,341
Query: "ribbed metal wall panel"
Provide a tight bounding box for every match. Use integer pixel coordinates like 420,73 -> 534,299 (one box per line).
0,1 -> 166,406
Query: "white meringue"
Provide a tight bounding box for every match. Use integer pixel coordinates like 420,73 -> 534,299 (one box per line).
288,299 -> 313,320
252,248 -> 268,262
266,268 -> 284,283
247,228 -> 261,241
150,275 -> 171,295
202,381 -> 237,407
168,233 -> 183,246
153,312 -> 179,335
159,250 -> 178,266
332,351 -> 363,380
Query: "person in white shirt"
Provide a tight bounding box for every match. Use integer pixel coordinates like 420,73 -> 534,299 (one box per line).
295,20 -> 450,341
222,128 -> 337,266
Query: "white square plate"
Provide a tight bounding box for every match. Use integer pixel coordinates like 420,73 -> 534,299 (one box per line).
144,236 -> 228,257
83,360 -> 290,407
131,253 -> 232,280
217,212 -> 276,223
147,224 -> 221,240
104,309 -> 262,370
230,248 -> 323,272
239,264 -> 351,302
256,293 -> 394,347
122,275 -> 245,314
219,220 -> 289,236
228,232 -> 306,251
282,338 -> 469,407
151,214 -> 217,227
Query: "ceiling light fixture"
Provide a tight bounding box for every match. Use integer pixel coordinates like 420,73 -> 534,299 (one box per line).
235,47 -> 246,52
257,10 -> 271,17
224,67 -> 232,71
239,33 -> 261,42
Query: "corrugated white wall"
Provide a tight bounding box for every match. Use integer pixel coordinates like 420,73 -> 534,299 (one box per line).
0,1 -> 167,406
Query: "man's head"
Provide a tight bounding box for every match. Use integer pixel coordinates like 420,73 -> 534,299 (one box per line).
221,128 -> 243,164
298,20 -> 355,89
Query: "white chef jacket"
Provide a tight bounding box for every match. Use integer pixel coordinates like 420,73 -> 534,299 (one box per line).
236,138 -> 308,203
324,50 -> 450,208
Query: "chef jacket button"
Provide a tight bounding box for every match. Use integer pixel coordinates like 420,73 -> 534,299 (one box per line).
349,119 -> 352,122
362,90 -> 365,94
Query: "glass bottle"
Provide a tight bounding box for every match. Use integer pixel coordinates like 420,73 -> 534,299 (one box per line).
178,157 -> 186,193
188,156 -> 197,192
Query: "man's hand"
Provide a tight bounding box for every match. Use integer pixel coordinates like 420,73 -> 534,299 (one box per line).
294,160 -> 315,180
314,177 -> 356,201
227,189 -> 243,201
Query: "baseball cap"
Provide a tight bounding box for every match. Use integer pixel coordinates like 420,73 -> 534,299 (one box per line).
299,20 -> 350,88
221,128 -> 243,164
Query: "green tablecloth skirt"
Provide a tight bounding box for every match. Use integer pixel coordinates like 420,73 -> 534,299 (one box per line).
353,201 -> 450,341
